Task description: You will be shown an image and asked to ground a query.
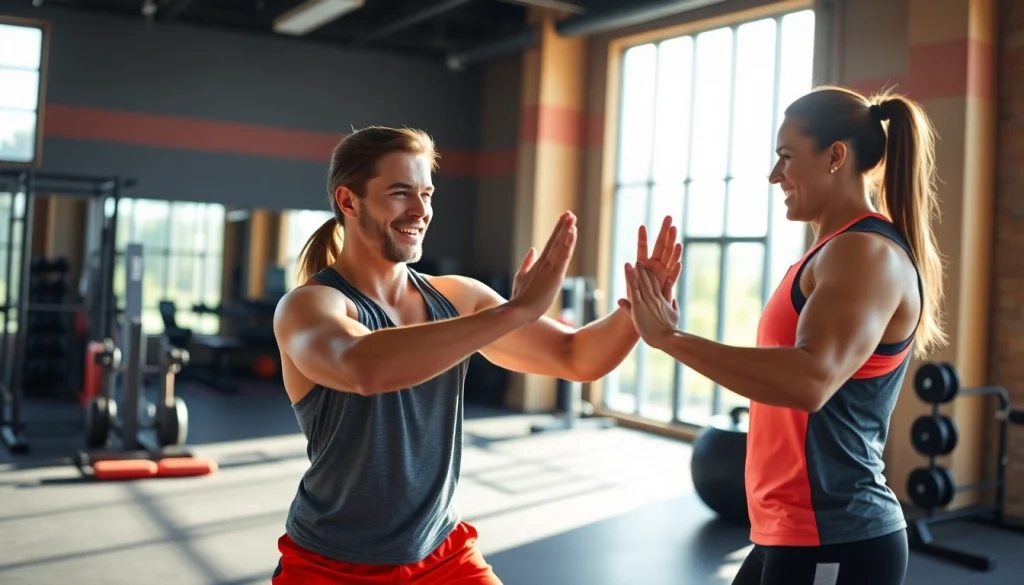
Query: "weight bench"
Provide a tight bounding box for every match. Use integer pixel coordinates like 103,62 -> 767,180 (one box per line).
158,300 -> 193,349
192,335 -> 246,393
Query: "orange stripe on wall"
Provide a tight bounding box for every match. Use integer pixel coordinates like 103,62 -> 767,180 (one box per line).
45,104 -> 340,162
478,149 -> 518,179
909,38 -> 995,101
41,103 -> 512,179
436,149 -> 478,179
519,104 -> 584,147
966,37 -> 996,102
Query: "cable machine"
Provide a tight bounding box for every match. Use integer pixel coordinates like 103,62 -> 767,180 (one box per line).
0,169 -> 134,454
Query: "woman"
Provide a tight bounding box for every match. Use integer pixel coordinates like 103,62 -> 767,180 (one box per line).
621,86 -> 945,585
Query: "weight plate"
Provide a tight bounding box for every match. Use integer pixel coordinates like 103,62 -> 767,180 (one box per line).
908,467 -> 938,509
911,416 -> 943,456
908,465 -> 956,510
939,362 -> 961,396
156,397 -> 189,447
939,415 -> 959,455
908,466 -> 942,510
914,362 -> 957,404
84,396 -> 116,448
911,414 -> 958,456
937,466 -> 956,508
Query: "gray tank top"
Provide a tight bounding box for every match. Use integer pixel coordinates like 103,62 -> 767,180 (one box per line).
283,266 -> 468,564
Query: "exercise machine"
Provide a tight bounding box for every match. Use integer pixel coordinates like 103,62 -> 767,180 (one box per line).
531,276 -> 617,434
906,361 -> 1024,572
0,170 -> 130,454
77,243 -> 196,476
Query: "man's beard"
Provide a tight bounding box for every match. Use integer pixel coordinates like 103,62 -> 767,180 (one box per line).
358,211 -> 423,263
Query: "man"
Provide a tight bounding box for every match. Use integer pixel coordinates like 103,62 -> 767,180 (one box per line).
271,125 -> 682,584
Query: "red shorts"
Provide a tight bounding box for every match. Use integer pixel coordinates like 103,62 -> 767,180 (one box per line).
272,521 -> 503,585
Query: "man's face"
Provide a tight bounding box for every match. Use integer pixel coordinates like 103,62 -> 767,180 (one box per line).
346,152 -> 434,263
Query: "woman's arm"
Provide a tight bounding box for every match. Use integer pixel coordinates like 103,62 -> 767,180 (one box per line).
637,233 -> 908,411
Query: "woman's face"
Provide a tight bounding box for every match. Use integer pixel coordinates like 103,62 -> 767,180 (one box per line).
768,116 -> 844,222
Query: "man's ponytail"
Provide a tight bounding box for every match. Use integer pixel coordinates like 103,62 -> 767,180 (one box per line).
295,217 -> 342,284
875,96 -> 947,355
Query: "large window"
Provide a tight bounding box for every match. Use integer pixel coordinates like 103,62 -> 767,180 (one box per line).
0,20 -> 46,166
111,199 -> 225,334
282,209 -> 335,288
0,191 -> 23,335
605,10 -> 815,427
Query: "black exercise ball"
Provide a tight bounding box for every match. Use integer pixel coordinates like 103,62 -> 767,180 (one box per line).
690,406 -> 750,524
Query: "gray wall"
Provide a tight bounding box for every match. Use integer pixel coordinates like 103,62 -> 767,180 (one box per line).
0,2 -> 484,262
475,54 -> 521,275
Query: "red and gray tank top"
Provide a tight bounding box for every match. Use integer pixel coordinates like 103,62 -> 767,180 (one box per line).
747,211 -> 919,546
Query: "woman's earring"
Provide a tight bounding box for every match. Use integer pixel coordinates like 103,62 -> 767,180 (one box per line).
830,167 -> 837,174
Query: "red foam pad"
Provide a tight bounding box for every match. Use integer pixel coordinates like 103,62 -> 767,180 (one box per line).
93,460 -> 158,481
156,457 -> 218,477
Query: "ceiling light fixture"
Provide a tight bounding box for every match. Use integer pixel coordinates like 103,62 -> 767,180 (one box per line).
273,0 -> 364,36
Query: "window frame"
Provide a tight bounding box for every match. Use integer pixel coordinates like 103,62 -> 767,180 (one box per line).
280,209 -> 336,289
0,15 -> 51,169
112,198 -> 225,335
599,2 -> 815,429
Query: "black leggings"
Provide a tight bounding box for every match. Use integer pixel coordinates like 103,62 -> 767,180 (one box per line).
731,530 -> 908,585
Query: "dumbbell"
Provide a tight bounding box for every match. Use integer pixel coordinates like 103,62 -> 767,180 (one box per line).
911,414 -> 958,456
907,465 -> 1002,510
94,339 -> 122,369
160,346 -> 190,373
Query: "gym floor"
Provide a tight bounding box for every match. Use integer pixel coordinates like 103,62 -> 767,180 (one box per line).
1,382 -> 1020,585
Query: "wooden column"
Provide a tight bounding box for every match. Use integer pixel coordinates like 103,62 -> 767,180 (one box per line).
506,14 -> 587,413
238,209 -> 282,301
885,0 -> 997,507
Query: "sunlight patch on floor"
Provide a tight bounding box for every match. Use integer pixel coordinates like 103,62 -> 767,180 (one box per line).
456,424 -> 694,555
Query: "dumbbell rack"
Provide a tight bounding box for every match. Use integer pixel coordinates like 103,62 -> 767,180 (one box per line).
908,361 -> 1024,572
23,257 -> 73,399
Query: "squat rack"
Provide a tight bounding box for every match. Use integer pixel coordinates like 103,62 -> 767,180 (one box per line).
0,169 -> 133,454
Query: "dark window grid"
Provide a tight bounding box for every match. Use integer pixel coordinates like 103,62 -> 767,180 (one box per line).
607,12 -> 791,426
114,199 -> 224,310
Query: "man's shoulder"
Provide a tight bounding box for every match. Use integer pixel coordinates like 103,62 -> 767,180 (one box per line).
420,273 -> 475,288
275,281 -> 351,323
418,273 -> 496,315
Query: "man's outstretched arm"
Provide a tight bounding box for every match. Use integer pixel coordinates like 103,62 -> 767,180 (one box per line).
462,279 -> 639,382
465,216 -> 681,382
276,212 -> 578,396
274,285 -> 532,396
